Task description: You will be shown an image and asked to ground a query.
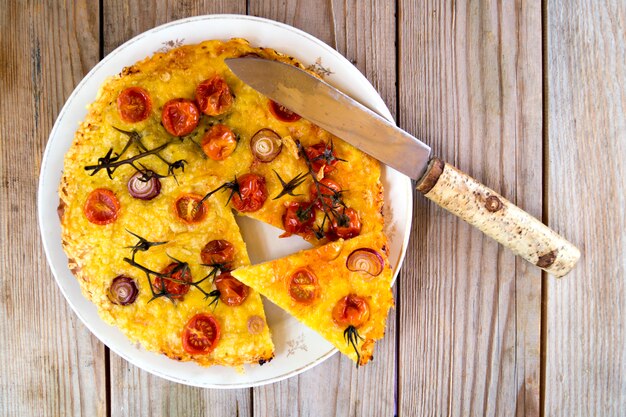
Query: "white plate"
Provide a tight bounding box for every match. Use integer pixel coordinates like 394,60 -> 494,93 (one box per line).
38,15 -> 412,388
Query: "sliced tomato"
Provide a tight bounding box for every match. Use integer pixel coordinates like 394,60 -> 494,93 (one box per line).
268,100 -> 301,122
214,272 -> 249,306
200,239 -> 235,269
182,313 -> 220,355
231,173 -> 268,212
174,194 -> 207,224
287,268 -> 319,305
153,262 -> 191,299
84,188 -> 120,225
201,124 -> 237,160
117,87 -> 152,123
161,98 -> 200,136
281,201 -> 316,238
332,294 -> 370,328
328,207 -> 361,240
304,142 -> 339,175
196,76 -> 234,116
310,178 -> 342,210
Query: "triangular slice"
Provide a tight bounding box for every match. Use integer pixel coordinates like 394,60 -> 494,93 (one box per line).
231,232 -> 394,365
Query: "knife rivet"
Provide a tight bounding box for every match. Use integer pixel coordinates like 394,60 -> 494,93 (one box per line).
485,195 -> 503,212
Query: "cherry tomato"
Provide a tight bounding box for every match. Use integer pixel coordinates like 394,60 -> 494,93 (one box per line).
201,124 -> 237,160
268,100 -> 301,122
182,313 -> 220,355
287,268 -> 319,305
83,188 -> 120,225
214,272 -> 249,306
161,98 -> 200,136
310,178 -> 342,210
231,173 -> 268,212
196,76 -> 234,116
200,240 -> 235,269
117,87 -> 152,123
304,142 -> 339,175
153,262 -> 191,299
332,294 -> 370,328
328,207 -> 361,240
174,194 -> 207,224
281,201 -> 316,237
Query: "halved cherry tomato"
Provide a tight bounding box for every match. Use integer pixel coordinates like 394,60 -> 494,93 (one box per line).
182,313 -> 220,354
201,124 -> 237,160
200,240 -> 235,269
117,87 -> 152,123
328,207 -> 361,240
161,98 -> 200,136
287,268 -> 319,305
230,173 -> 268,212
174,194 -> 207,224
281,201 -> 316,237
304,142 -> 339,175
268,100 -> 301,122
332,294 -> 370,328
214,272 -> 249,306
196,76 -> 234,116
153,262 -> 191,299
310,178 -> 342,210
84,188 -> 120,225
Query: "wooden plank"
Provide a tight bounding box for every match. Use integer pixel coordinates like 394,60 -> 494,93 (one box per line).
398,1 -> 543,415
545,1 -> 626,415
249,1 -> 397,416
101,2 -> 251,416
0,1 -> 106,416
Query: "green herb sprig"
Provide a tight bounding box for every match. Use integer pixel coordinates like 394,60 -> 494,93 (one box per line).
84,128 -> 186,180
343,325 -> 364,368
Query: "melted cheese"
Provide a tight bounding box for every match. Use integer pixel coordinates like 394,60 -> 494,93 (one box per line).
59,39 -> 386,367
231,232 -> 394,365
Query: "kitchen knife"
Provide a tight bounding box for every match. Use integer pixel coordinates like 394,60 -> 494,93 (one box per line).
226,58 -> 580,277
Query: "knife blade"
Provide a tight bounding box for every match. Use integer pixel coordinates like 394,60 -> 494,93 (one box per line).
226,56 -> 581,277
226,57 -> 431,180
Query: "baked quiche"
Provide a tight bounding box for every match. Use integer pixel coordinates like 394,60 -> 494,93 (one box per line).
232,232 -> 394,366
58,38 -> 387,368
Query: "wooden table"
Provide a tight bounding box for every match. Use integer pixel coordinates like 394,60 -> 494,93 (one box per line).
1,1 -> 624,415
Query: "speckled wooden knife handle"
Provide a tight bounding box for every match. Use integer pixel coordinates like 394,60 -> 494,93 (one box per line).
416,158 -> 580,277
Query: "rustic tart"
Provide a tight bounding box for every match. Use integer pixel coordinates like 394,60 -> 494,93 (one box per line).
58,38 -> 390,367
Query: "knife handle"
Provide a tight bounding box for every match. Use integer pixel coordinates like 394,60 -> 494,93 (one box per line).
416,158 -> 580,277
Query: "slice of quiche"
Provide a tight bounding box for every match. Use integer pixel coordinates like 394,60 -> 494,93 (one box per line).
231,232 -> 394,366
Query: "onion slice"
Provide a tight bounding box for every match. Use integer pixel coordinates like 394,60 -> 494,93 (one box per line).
108,275 -> 139,305
250,129 -> 282,162
247,315 -> 266,335
127,171 -> 161,200
346,248 -> 384,277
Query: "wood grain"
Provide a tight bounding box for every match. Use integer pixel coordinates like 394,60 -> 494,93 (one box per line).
101,2 -> 252,416
249,1 -> 398,416
398,1 -> 543,415
0,1 -> 106,416
545,0 -> 626,415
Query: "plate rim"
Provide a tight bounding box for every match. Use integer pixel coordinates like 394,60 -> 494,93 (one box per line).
38,14 -> 413,388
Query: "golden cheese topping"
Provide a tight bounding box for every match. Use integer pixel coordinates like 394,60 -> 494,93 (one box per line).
58,38 -> 386,368
231,232 -> 394,366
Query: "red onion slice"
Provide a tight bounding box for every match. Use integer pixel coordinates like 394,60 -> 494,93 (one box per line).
127,171 -> 161,200
346,248 -> 384,277
108,275 -> 139,305
250,129 -> 282,162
